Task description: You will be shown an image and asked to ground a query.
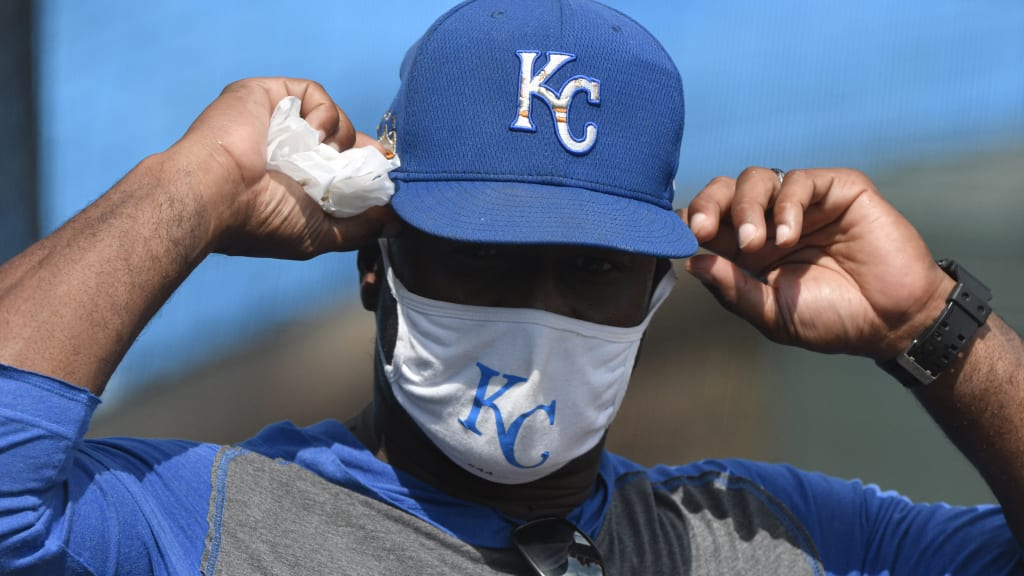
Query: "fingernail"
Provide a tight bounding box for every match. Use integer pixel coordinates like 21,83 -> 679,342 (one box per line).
775,224 -> 791,245
738,223 -> 757,249
689,213 -> 708,237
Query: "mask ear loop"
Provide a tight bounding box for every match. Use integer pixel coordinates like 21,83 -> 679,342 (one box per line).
374,237 -> 400,367
645,265 -> 678,321
378,237 -> 429,302
377,237 -> 393,278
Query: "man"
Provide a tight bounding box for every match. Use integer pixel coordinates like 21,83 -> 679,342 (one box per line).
1,0 -> 1022,574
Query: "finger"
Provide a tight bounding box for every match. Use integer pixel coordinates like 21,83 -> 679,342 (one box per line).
772,169 -> 815,246
686,176 -> 736,243
288,79 -> 336,133
352,131 -> 386,154
685,253 -> 777,337
731,167 -> 782,252
325,128 -> 385,158
699,219 -> 741,261
276,79 -> 356,152
780,169 -> 867,242
321,204 -> 405,251
323,106 -> 358,152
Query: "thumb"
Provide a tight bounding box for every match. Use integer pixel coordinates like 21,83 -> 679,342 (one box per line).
685,254 -> 778,338
352,130 -> 387,154
318,203 -> 405,252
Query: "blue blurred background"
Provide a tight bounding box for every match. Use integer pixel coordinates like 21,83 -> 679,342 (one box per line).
31,0 -> 1024,397
2,0 -> 1022,505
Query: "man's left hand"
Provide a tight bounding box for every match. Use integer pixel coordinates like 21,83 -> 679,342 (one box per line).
681,167 -> 953,361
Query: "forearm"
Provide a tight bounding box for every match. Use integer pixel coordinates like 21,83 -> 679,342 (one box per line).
0,78 -> 390,396
0,148 -> 228,394
913,314 -> 1024,544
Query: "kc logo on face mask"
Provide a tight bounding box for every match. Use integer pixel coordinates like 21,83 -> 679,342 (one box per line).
510,50 -> 601,155
458,362 -> 557,469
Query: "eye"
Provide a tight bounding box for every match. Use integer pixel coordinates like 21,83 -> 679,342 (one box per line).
454,244 -> 501,261
574,255 -> 615,274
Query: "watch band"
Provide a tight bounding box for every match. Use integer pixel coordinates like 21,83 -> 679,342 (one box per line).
878,259 -> 992,388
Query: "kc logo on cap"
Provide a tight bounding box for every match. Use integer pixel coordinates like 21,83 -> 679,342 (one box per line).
510,51 -> 601,155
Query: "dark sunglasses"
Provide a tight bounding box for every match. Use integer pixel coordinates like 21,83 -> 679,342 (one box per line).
512,517 -> 605,575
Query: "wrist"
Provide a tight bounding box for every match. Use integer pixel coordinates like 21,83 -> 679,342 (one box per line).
157,140 -> 249,253
877,260 -> 993,387
879,264 -> 957,361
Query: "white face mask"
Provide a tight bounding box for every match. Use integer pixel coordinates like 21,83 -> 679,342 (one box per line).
378,241 -> 676,485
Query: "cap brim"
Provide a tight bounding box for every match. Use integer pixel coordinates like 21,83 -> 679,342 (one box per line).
391,180 -> 698,258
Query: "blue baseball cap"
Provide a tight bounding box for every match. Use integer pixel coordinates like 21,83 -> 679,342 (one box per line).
378,0 -> 697,258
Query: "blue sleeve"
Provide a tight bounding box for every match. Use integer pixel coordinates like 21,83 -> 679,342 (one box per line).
714,459 -> 1023,575
0,363 -> 219,575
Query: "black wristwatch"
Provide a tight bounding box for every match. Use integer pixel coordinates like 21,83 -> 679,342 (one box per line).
877,259 -> 992,388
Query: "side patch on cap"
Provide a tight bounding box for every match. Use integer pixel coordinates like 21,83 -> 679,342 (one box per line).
377,110 -> 398,159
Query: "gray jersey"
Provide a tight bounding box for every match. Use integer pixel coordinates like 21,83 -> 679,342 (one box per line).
203,448 -> 820,575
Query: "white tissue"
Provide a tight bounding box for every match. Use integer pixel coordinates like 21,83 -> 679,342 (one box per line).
266,96 -> 400,218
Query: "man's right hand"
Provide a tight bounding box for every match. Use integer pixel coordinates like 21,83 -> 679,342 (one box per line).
0,78 -> 398,393
167,77 -> 401,259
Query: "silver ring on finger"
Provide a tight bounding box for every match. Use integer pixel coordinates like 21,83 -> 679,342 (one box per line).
769,167 -> 786,186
